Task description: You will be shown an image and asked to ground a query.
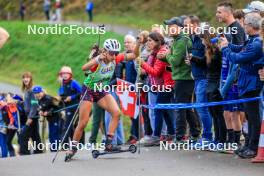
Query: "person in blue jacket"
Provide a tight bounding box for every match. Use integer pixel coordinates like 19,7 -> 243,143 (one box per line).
86,1 -> 94,22
220,13 -> 263,159
122,34 -> 138,143
58,66 -> 82,145
184,16 -> 213,143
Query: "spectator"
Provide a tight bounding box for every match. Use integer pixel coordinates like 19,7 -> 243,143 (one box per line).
233,9 -> 245,27
149,26 -> 168,139
43,0 -> 51,21
136,31 -> 153,143
184,15 -> 213,143
220,13 -> 263,158
140,32 -> 175,146
160,17 -> 201,143
19,2 -> 26,21
216,1 -> 246,146
120,34 -> 138,144
18,72 -> 43,155
200,29 -> 226,148
58,66 -> 82,145
55,0 -> 63,21
86,1 -> 94,22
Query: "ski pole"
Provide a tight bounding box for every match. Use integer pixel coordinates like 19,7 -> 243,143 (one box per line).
51,88 -> 88,164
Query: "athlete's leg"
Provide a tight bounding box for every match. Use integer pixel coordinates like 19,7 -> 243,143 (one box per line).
72,101 -> 92,142
97,94 -> 121,136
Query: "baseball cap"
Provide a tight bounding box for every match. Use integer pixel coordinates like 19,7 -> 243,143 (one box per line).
32,86 -> 43,94
164,17 -> 184,27
243,1 -> 264,13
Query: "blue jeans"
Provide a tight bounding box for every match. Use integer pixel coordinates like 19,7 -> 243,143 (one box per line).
0,132 -> 8,158
48,121 -> 60,151
195,79 -> 213,140
154,91 -> 176,137
148,92 -> 167,135
105,91 -> 125,145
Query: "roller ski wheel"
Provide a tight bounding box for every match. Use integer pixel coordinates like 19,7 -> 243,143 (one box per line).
92,150 -> 100,159
128,144 -> 137,153
91,144 -> 137,159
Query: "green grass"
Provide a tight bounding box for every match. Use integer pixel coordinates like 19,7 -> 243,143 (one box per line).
0,21 -> 122,95
0,21 -> 133,141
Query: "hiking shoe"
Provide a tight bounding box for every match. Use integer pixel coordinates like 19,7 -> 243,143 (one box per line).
137,135 -> 152,144
234,145 -> 248,155
189,136 -> 200,143
143,136 -> 160,147
192,138 -> 211,150
238,148 -> 257,159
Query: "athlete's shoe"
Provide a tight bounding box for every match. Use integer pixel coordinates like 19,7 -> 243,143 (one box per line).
105,137 -> 121,152
126,135 -> 138,145
65,144 -> 78,162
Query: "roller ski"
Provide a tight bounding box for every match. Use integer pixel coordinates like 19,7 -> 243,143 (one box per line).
92,137 -> 137,159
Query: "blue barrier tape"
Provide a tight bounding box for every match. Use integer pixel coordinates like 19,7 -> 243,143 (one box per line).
142,96 -> 262,110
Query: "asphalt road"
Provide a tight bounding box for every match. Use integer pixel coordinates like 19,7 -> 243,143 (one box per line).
0,147 -> 263,176
0,82 -> 22,95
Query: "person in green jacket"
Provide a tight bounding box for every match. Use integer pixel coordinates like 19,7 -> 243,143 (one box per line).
158,16 -> 201,143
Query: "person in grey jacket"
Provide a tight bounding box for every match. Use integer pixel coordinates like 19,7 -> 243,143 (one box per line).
18,72 -> 43,155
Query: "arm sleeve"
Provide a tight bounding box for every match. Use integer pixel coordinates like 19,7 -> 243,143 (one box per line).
224,42 -> 262,64
90,64 -> 98,72
28,92 -> 38,119
115,53 -> 125,65
141,59 -> 166,77
166,38 -> 190,67
191,55 -> 207,67
227,43 -> 244,52
58,86 -> 63,96
70,80 -> 82,100
220,64 -> 238,98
